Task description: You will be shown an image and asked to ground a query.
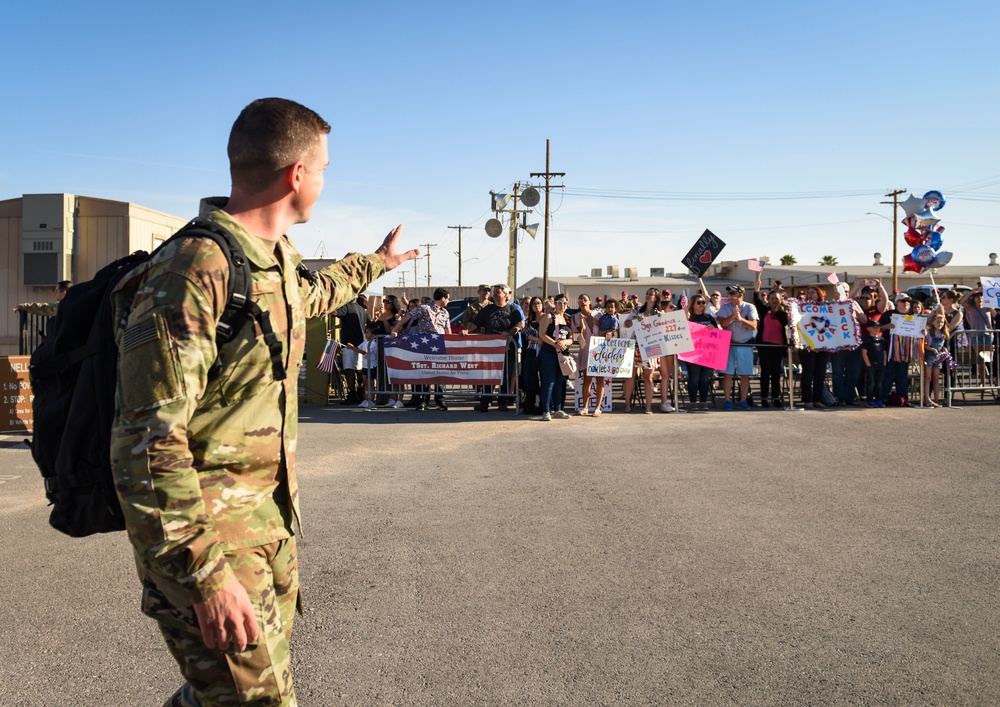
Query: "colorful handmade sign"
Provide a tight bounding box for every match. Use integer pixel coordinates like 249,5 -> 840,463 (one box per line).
890,313 -> 928,339
574,371 -> 613,412
681,229 -> 726,277
980,277 -> 1000,308
586,337 -> 635,378
633,310 -> 694,361
788,300 -> 861,351
678,322 -> 732,370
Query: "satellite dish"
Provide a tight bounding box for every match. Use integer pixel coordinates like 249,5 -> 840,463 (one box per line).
521,187 -> 540,207
485,218 -> 503,238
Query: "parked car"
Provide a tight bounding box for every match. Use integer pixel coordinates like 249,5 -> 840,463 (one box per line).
906,284 -> 971,305
447,298 -> 476,334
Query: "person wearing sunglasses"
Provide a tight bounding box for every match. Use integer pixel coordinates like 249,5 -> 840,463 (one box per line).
685,295 -> 719,410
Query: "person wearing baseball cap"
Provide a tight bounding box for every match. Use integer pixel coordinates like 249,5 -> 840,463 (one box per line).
461,284 -> 492,329
717,284 -> 757,410
879,292 -> 915,403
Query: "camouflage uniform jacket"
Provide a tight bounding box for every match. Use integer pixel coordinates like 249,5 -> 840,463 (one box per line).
111,198 -> 385,603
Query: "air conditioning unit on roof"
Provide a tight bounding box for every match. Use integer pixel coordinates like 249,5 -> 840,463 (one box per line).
22,193 -> 75,286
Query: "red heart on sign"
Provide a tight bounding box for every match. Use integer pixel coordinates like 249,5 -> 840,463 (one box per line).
699,251 -> 712,264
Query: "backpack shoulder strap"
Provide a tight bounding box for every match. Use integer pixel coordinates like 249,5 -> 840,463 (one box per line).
167,219 -> 286,382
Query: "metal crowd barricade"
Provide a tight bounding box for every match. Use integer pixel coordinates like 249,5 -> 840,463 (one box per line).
358,334 -> 520,411
17,311 -> 47,356
943,328 -> 999,406
633,342 -> 797,412
728,341 -> 797,410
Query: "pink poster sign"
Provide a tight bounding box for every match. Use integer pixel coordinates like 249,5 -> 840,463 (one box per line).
677,322 -> 732,370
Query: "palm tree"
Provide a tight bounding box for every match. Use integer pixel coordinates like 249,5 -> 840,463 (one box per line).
780,254 -> 797,266
818,255 -> 838,266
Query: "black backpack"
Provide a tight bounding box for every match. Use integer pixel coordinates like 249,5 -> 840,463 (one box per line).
28,218 -> 286,537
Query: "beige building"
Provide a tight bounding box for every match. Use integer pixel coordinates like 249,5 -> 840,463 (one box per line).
518,253 -> 1000,305
2,193 -> 187,355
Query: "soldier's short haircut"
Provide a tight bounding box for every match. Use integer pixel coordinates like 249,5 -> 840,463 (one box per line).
56,280 -> 72,293
228,98 -> 332,194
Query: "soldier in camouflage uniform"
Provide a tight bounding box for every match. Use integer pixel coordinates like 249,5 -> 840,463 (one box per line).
12,279 -> 72,317
110,98 -> 418,707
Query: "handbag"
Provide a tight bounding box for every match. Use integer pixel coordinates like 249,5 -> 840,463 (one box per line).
558,351 -> 578,377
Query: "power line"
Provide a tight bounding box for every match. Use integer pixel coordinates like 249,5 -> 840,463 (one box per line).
561,187 -> 885,202
419,244 -> 438,287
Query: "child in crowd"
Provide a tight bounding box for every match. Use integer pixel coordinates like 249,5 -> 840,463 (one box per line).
922,312 -> 949,407
357,322 -> 380,408
589,299 -> 621,417
881,293 -> 915,404
861,319 -> 886,407
598,298 -> 620,335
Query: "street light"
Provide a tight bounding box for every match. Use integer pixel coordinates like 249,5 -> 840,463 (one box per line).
866,210 -> 899,290
454,254 -> 479,287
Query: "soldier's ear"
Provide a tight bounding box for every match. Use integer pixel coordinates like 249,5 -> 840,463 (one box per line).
286,161 -> 305,193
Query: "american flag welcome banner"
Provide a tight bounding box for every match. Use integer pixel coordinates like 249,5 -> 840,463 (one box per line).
384,334 -> 508,385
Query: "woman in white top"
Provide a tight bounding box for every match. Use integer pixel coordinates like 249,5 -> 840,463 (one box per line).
621,288 -> 663,414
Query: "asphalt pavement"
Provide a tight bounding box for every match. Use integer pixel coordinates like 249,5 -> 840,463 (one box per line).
1,402 -> 998,706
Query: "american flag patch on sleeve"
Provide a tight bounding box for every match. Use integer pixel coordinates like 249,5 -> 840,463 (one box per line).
123,318 -> 159,351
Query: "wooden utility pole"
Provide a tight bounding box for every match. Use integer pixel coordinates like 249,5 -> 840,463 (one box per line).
492,187 -> 531,295
420,243 -> 438,286
530,139 -> 565,301
447,226 -> 471,286
881,189 -> 906,293
507,184 -> 519,295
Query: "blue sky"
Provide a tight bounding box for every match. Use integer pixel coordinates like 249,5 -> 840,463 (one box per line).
3,1 -> 998,291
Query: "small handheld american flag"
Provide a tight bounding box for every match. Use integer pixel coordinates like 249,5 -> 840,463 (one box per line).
316,339 -> 339,373
748,259 -> 764,273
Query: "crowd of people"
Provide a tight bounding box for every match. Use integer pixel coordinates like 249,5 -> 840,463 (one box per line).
332,274 -> 1000,417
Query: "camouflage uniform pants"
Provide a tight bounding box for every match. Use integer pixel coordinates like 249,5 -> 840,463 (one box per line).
141,538 -> 300,706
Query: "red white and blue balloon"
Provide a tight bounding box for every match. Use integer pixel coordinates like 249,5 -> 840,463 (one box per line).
900,190 -> 952,273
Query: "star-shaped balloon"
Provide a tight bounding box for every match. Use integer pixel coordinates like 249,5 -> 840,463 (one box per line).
902,254 -> 924,273
899,194 -> 927,219
915,209 -> 941,228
